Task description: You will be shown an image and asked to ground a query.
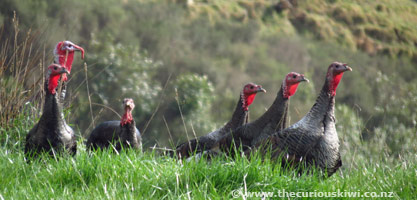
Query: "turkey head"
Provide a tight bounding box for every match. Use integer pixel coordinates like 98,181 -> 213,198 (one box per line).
283,72 -> 309,99
53,41 -> 85,81
241,83 -> 266,111
121,98 -> 135,126
47,64 -> 69,95
326,62 -> 352,96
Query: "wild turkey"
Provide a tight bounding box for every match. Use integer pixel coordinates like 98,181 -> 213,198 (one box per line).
175,83 -> 266,158
53,40 -> 85,100
25,64 -> 76,159
86,98 -> 142,152
249,62 -> 352,177
217,72 -> 308,155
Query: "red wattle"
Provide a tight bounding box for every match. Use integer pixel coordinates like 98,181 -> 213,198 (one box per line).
284,82 -> 300,99
330,73 -> 344,96
120,110 -> 133,126
48,75 -> 61,94
243,93 -> 257,111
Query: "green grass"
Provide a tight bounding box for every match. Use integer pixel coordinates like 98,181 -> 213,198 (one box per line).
0,145 -> 415,199
0,114 -> 415,199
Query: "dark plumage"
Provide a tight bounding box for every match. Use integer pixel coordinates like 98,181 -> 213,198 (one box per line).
86,98 -> 142,152
25,64 -> 76,159
175,83 -> 266,158
249,62 -> 352,177
217,72 -> 308,155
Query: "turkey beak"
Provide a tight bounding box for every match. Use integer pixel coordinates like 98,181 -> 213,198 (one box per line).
257,86 -> 266,93
300,75 -> 309,83
124,99 -> 135,110
73,44 -> 85,59
125,101 -> 131,108
128,103 -> 135,110
342,63 -> 352,72
60,68 -> 69,75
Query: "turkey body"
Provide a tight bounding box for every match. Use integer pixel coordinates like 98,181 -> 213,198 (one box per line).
86,120 -> 142,151
25,67 -> 76,159
218,72 -> 308,155
175,83 -> 265,159
250,63 -> 351,176
257,84 -> 342,176
218,88 -> 288,155
175,96 -> 248,158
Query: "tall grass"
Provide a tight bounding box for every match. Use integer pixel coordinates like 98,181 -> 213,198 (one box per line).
0,13 -> 48,148
0,146 -> 415,199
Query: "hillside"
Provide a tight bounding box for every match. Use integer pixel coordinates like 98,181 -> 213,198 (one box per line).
186,0 -> 417,58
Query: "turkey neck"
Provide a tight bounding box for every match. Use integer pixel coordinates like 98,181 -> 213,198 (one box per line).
42,80 -> 66,131
252,86 -> 288,130
305,79 -> 335,123
223,95 -> 248,131
56,53 -> 75,72
120,120 -> 139,147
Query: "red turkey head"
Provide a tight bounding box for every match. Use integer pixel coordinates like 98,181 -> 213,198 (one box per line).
121,98 -> 135,126
241,83 -> 266,111
283,72 -> 309,99
53,41 -> 84,81
46,64 -> 69,95
326,62 -> 352,96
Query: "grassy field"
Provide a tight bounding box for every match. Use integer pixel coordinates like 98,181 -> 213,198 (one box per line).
0,144 -> 415,199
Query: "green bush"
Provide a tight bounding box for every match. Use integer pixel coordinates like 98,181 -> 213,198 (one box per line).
169,73 -> 216,143
174,74 -> 214,116
70,34 -> 163,135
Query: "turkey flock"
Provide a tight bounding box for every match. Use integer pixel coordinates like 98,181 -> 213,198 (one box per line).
24,40 -> 352,177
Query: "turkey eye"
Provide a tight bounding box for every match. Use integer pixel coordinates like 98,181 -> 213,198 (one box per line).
336,65 -> 339,68
250,86 -> 254,89
68,44 -> 72,48
293,75 -> 297,79
54,67 -> 57,70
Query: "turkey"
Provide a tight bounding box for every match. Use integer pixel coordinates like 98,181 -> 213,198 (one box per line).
249,62 -> 352,177
86,98 -> 142,152
175,83 -> 266,159
25,64 -> 76,159
53,40 -> 85,100
217,72 -> 308,155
